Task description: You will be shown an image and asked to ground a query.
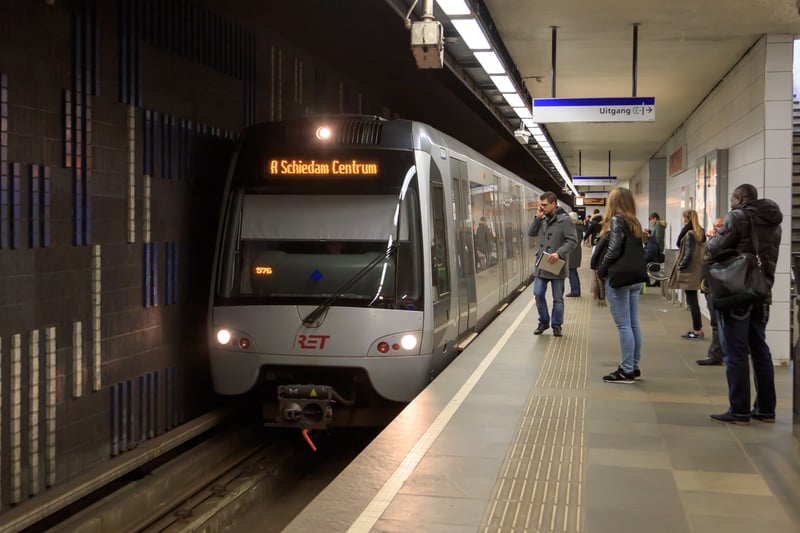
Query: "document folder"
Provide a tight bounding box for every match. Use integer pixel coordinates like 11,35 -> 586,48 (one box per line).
537,252 -> 566,275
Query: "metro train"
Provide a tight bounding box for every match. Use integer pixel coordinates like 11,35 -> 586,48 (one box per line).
208,115 -> 561,430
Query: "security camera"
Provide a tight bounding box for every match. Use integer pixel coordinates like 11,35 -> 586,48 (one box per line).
514,129 -> 531,144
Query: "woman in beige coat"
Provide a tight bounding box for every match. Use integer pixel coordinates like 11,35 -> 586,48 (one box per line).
668,209 -> 706,339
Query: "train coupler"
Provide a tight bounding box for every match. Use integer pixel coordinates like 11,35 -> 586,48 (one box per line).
267,384 -> 335,431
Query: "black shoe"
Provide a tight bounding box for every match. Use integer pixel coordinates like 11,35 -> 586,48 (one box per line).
602,368 -> 635,384
565,293 -> 579,297
534,323 -> 550,335
552,326 -> 562,337
633,368 -> 641,380
696,357 -> 723,366
710,412 -> 750,425
750,411 -> 776,423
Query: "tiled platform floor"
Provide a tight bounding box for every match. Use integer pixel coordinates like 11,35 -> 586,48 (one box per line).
284,267 -> 799,533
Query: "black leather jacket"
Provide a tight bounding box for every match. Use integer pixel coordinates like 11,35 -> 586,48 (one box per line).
594,215 -> 630,278
706,198 -> 782,300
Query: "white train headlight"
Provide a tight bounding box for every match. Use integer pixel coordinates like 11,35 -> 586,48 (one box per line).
216,329 -> 232,345
400,334 -> 417,350
369,332 -> 422,356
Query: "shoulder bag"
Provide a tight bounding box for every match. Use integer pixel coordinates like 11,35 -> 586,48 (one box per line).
706,212 -> 769,309
607,229 -> 648,288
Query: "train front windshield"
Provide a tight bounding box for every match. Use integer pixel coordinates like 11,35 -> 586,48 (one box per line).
215,150 -> 424,311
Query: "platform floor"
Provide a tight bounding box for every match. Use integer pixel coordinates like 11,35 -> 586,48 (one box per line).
284,267 -> 799,533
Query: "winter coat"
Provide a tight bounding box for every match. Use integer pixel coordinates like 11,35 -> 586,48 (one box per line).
584,214 -> 602,244
568,221 -> 584,268
528,210 -> 578,279
706,198 -> 782,304
650,219 -> 667,255
667,224 -> 706,290
591,215 -> 633,279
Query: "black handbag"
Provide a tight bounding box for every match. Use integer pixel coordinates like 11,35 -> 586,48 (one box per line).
706,213 -> 769,309
590,234 -> 609,270
607,231 -> 648,288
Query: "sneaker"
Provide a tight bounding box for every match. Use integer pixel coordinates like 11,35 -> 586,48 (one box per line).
710,412 -> 750,425
534,323 -> 550,335
552,326 -> 562,337
633,368 -> 641,380
602,368 -> 635,384
681,330 -> 705,340
750,411 -> 776,423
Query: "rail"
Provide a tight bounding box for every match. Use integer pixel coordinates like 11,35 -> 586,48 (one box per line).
0,409 -> 231,533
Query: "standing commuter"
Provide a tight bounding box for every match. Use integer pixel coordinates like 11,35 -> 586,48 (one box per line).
566,212 -> 583,297
528,192 -> 578,337
697,217 -> 726,366
591,187 -> 645,383
583,209 -> 602,246
668,209 -> 706,340
648,212 -> 667,262
707,184 -> 782,424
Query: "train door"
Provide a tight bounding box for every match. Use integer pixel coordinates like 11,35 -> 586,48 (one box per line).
450,159 -> 477,335
493,174 -> 508,300
430,183 -> 452,348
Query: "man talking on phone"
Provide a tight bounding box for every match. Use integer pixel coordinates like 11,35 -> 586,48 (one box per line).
528,191 -> 578,337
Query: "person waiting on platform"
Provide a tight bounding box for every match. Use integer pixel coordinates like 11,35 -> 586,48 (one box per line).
591,187 -> 646,384
706,184 -> 782,425
697,217 -> 726,366
566,211 -> 583,297
706,183 -> 783,424
583,208 -> 602,246
528,192 -> 577,337
668,209 -> 706,340
648,212 -> 667,261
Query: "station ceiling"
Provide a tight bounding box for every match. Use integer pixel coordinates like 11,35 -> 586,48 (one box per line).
225,0 -> 800,199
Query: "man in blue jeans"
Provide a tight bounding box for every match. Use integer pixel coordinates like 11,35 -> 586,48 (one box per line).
528,191 -> 577,337
705,184 -> 782,424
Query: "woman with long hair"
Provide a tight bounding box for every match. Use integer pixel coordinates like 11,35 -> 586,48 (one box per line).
667,209 -> 706,339
591,187 -> 644,383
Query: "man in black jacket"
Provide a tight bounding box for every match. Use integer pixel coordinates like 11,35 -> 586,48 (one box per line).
705,184 -> 782,424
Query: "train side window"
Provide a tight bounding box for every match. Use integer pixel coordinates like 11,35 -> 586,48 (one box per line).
430,184 -> 450,300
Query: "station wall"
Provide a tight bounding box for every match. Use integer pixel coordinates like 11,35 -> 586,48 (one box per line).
0,0 -> 389,512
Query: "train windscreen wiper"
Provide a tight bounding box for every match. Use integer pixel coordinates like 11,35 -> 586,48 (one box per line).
301,243 -> 398,327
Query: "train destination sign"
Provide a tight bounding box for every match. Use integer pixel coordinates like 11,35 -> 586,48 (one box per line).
267,159 -> 379,176
532,97 -> 655,123
573,176 -> 617,186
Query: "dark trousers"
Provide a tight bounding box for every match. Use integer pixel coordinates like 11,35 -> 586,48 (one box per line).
705,294 -> 724,361
568,267 -> 581,295
717,304 -> 776,417
685,290 -> 702,330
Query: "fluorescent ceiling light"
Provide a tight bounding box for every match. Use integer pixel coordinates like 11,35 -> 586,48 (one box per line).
435,0 -> 470,15
473,51 -> 504,74
502,93 -> 525,108
489,75 -> 515,93
529,123 -> 543,134
451,19 -> 490,50
533,133 -> 548,143
513,107 -> 532,119
521,118 -> 536,128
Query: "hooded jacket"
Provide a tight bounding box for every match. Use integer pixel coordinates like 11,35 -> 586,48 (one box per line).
705,198 -> 782,303
650,219 -> 667,255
